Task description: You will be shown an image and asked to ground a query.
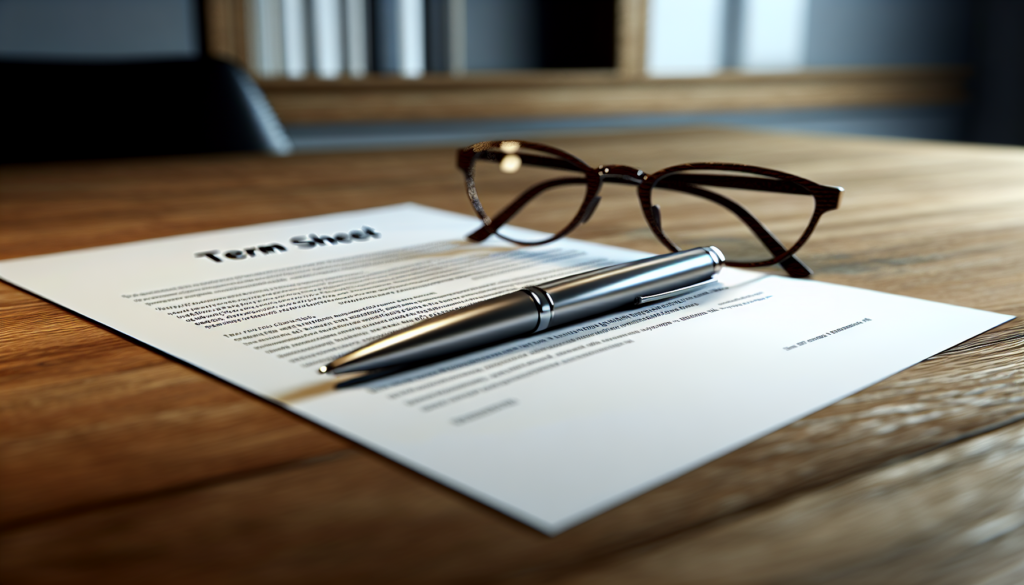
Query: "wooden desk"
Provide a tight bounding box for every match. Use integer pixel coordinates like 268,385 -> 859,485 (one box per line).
1,129 -> 1022,583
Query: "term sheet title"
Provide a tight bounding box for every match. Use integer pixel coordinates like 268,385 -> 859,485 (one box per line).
194,226 -> 381,263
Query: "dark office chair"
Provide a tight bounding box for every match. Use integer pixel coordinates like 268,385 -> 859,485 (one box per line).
0,58 -> 292,164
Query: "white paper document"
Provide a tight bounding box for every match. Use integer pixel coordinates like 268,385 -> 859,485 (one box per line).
0,203 -> 1011,534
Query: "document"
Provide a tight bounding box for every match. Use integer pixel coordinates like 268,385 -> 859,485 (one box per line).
0,203 -> 1011,534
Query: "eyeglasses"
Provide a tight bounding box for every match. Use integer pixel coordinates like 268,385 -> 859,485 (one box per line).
457,140 -> 842,278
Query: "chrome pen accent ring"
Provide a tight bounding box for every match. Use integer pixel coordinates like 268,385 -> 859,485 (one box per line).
522,286 -> 554,333
703,245 -> 726,273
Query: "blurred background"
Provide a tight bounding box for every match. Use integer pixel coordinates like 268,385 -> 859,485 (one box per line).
0,0 -> 1021,159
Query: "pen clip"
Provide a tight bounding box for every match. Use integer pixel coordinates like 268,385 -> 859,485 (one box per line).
634,277 -> 717,306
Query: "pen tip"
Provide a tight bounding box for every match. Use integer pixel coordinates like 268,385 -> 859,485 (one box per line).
318,365 -> 329,374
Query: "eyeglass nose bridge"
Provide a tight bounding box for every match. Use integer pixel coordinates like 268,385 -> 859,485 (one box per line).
597,165 -> 647,184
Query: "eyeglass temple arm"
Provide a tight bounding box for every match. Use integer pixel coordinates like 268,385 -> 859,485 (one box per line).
654,176 -> 812,278
477,152 -> 839,197
467,174 -> 811,277
667,173 -> 840,196
476,151 -> 841,197
467,177 -> 591,242
476,150 -> 582,172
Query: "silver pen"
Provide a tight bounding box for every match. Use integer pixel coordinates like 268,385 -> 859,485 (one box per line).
320,246 -> 725,376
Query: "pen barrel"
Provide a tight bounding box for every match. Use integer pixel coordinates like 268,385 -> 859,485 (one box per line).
324,291 -> 540,374
323,247 -> 722,376
538,246 -> 723,329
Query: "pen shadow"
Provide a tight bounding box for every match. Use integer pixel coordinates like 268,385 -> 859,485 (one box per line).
274,368 -> 411,404
277,260 -> 767,405
145,263 -> 773,410
725,271 -> 773,287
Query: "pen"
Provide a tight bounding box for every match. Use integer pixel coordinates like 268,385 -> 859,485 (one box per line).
320,246 -> 725,376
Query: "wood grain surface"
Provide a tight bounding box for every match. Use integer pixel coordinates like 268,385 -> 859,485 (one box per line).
0,129 -> 1022,583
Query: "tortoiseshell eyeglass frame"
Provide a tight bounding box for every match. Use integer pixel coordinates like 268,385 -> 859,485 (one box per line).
457,140 -> 843,278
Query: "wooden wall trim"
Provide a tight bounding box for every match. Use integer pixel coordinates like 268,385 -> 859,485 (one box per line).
203,0 -> 247,66
262,68 -> 966,125
201,1 -> 963,126
616,0 -> 646,79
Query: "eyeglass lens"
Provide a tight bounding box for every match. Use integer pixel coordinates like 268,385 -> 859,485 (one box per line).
650,169 -> 816,263
470,143 -> 588,244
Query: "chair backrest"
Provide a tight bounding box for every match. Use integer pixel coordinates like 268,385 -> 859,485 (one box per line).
0,58 -> 292,164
